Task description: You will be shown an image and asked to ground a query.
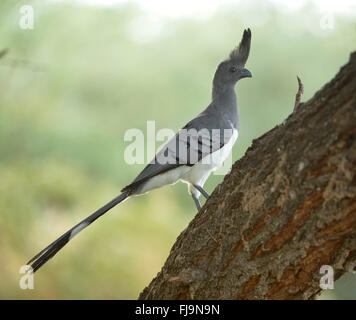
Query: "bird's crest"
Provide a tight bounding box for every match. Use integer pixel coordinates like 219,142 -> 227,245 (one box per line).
229,28 -> 251,66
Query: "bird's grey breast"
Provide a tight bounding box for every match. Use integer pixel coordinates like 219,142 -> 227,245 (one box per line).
209,88 -> 239,131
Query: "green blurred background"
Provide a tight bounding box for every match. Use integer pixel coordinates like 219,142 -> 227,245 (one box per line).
0,0 -> 355,299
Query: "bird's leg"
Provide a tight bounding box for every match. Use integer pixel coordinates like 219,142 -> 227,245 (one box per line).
192,194 -> 202,211
193,184 -> 210,199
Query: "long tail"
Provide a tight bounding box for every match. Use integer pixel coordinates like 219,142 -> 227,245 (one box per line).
27,191 -> 129,272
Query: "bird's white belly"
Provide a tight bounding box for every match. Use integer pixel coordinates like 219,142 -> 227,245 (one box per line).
182,128 -> 238,186
136,166 -> 190,195
136,129 -> 238,195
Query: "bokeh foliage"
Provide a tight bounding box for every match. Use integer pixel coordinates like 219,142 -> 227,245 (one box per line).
0,0 -> 355,299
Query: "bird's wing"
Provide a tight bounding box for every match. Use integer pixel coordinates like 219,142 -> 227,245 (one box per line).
122,112 -> 234,193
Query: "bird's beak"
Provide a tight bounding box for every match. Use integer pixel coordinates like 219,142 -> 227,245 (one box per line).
240,68 -> 252,79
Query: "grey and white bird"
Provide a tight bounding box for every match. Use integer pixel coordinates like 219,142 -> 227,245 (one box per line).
27,28 -> 252,272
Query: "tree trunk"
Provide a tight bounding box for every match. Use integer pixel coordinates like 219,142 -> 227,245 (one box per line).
139,52 -> 356,300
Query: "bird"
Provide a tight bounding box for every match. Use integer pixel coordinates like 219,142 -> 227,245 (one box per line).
27,28 -> 252,273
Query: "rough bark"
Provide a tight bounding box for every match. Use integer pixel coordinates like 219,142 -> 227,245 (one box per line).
139,52 -> 356,300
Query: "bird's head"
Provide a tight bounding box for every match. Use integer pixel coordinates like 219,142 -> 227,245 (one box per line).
213,28 -> 252,88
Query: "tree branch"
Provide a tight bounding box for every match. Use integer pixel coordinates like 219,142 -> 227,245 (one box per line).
139,52 -> 356,300
294,76 -> 304,112
0,48 -> 45,72
0,48 -> 9,59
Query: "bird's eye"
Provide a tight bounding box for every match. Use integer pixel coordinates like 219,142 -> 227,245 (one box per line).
229,66 -> 237,73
